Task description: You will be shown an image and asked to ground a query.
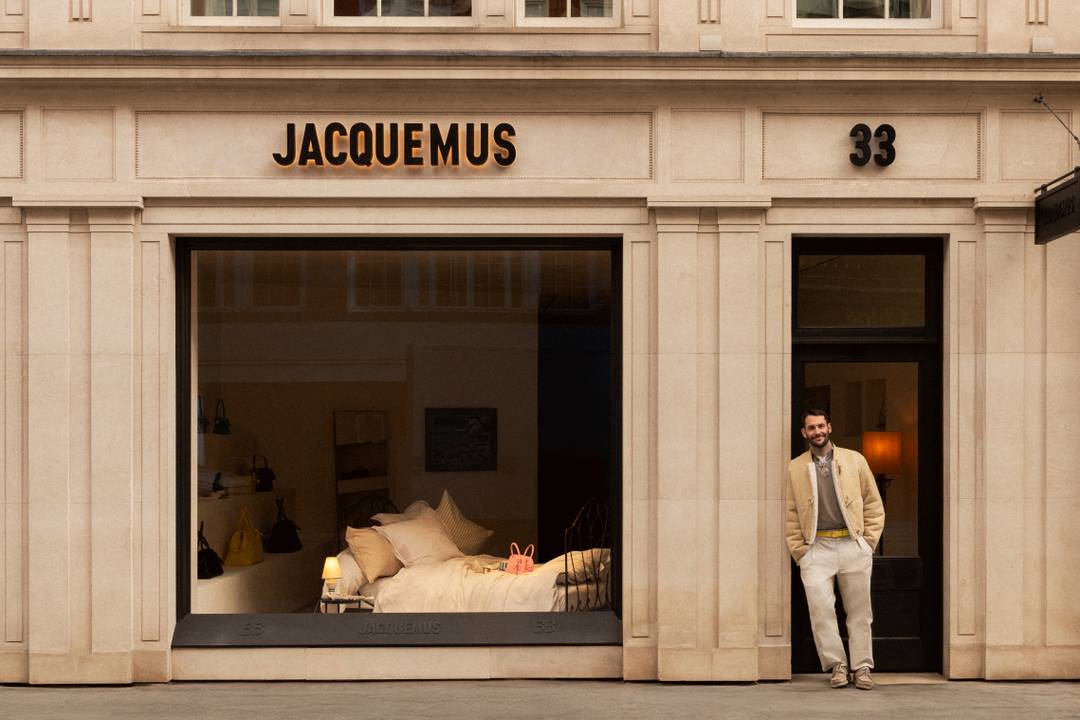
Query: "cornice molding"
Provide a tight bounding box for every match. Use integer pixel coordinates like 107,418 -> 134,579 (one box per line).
0,50 -> 1077,82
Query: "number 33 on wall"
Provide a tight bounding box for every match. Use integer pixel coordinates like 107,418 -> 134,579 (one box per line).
849,123 -> 896,167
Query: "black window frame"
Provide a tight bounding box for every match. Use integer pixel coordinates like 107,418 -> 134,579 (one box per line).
173,236 -> 622,648
792,236 -> 943,345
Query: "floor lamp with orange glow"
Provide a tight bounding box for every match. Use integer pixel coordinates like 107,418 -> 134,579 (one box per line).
861,431 -> 900,555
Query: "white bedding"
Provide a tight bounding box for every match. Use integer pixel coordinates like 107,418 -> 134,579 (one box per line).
370,553 -> 585,613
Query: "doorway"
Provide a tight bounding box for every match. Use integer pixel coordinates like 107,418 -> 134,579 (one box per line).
790,237 -> 943,673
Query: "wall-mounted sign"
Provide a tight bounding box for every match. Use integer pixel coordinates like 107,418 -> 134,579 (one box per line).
273,121 -> 516,169
849,123 -> 896,167
1035,167 -> 1080,244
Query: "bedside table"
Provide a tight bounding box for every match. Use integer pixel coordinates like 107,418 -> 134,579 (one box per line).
319,595 -> 375,614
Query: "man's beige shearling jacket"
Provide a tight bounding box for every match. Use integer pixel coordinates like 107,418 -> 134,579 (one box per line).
785,446 -> 885,564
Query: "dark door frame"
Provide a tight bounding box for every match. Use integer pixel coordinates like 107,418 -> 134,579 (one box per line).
790,236 -> 944,674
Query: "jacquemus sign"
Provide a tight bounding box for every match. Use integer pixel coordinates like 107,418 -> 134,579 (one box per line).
273,121 -> 517,168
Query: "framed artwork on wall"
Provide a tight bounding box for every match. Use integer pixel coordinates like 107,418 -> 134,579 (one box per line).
425,408 -> 498,472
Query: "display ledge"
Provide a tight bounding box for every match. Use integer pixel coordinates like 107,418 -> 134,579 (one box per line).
173,611 -> 621,648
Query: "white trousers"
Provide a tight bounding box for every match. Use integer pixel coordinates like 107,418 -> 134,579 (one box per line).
798,535 -> 874,672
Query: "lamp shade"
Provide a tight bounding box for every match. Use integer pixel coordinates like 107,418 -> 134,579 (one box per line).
321,556 -> 342,581
862,431 -> 901,474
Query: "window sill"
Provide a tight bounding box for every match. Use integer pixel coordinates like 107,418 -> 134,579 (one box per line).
765,29 -> 978,53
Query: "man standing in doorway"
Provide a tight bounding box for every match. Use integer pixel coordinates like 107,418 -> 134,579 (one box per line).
786,409 -> 885,690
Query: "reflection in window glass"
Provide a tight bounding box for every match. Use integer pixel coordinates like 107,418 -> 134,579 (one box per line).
192,249 -> 614,615
796,0 -> 837,17
843,0 -> 884,17
334,0 -> 378,14
429,0 -> 473,15
236,0 -> 279,14
191,0 -> 234,15
572,0 -> 612,16
798,254 -> 925,328
525,0 -> 611,16
798,0 -> 929,18
333,0 -> 472,15
525,0 -> 565,16
192,0 -> 280,15
890,0 -> 931,17
381,0 -> 424,15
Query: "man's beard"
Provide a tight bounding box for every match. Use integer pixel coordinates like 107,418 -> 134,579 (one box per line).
808,432 -> 830,448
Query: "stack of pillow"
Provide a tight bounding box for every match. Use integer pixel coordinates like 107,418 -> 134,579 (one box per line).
330,489 -> 494,597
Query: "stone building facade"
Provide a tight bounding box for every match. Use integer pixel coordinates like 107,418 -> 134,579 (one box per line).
0,0 -> 1077,684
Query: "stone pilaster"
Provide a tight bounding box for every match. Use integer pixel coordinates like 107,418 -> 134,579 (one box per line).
652,202 -> 769,681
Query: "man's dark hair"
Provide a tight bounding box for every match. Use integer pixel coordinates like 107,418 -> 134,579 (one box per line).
801,408 -> 830,427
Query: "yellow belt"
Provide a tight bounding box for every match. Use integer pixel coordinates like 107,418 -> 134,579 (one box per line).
816,529 -> 850,538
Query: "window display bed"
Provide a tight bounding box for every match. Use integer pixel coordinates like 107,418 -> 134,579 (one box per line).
172,495 -> 620,648
322,495 -> 612,614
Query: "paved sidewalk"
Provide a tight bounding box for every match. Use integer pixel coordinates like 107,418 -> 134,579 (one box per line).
1,677 -> 1077,720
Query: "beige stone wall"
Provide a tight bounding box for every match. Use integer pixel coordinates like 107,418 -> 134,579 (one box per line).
0,69 -> 1077,682
2,2 -> 1080,53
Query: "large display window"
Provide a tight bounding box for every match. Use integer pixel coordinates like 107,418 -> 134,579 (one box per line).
173,238 -> 621,647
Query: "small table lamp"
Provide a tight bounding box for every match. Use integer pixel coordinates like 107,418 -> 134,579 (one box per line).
322,556 -> 342,596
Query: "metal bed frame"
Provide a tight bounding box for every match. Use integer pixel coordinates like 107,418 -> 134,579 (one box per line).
562,497 -> 612,612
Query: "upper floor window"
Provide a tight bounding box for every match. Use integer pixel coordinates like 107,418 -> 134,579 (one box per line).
334,0 -> 472,16
191,0 -> 280,16
524,0 -> 612,17
795,0 -> 936,23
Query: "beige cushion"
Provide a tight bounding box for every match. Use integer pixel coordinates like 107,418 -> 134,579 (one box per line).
372,500 -> 429,526
345,526 -> 402,582
555,548 -> 611,586
373,505 -> 463,567
436,489 -> 494,555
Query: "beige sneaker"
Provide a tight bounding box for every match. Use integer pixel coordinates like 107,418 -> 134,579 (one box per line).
830,662 -> 850,688
853,666 -> 874,690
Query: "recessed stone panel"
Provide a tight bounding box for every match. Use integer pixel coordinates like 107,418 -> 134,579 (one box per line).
0,112 -> 22,179
1000,110 -> 1074,181
762,112 -> 980,181
43,109 -> 115,181
670,110 -> 743,182
135,111 -> 653,181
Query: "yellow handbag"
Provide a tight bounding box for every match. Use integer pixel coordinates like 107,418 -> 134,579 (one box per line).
224,506 -> 264,566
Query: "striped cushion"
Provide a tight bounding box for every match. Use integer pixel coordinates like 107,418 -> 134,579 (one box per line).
435,490 -> 494,555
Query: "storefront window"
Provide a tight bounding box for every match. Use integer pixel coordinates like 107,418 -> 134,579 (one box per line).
183,243 -> 617,633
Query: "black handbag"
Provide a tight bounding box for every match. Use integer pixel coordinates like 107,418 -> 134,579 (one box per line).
212,398 -> 231,435
252,454 -> 276,493
197,395 -> 209,434
197,522 -> 224,579
266,498 -> 302,553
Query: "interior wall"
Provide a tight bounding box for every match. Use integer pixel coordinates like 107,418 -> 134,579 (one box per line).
208,381 -> 408,538
194,250 -> 542,557
408,344 -> 538,555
